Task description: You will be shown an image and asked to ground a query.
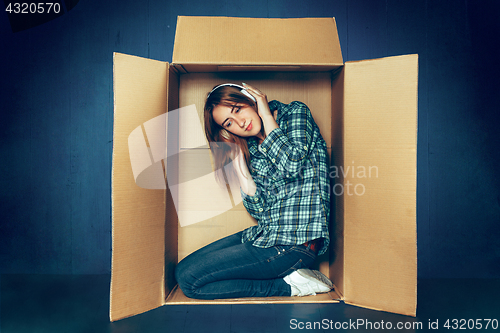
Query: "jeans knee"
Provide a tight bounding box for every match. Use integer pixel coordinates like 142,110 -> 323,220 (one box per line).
174,263 -> 182,284
174,262 -> 187,287
174,262 -> 196,298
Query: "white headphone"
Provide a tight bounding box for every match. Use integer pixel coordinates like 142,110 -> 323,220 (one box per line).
207,83 -> 257,103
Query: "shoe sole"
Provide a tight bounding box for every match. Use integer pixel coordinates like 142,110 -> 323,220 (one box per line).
296,269 -> 333,290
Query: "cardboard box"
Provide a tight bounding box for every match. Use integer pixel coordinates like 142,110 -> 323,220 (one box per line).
110,16 -> 418,321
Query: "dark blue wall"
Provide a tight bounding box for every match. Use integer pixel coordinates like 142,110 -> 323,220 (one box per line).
1,0 -> 499,278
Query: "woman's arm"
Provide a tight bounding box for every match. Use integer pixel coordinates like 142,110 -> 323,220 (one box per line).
232,149 -> 256,196
258,101 -> 319,178
232,149 -> 268,220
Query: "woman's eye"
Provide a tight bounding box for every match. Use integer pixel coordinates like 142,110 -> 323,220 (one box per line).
226,121 -> 232,127
235,107 -> 240,113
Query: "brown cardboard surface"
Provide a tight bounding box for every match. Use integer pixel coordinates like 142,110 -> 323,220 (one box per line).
342,54 -> 418,316
177,209 -> 257,262
166,285 -> 341,304
172,16 -> 343,70
110,53 -> 169,321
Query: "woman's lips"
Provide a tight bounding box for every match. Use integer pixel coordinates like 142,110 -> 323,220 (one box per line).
246,122 -> 252,131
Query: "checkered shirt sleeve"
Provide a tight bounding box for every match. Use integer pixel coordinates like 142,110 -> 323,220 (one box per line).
241,100 -> 330,255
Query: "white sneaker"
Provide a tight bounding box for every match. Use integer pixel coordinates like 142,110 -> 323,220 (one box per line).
283,268 -> 333,296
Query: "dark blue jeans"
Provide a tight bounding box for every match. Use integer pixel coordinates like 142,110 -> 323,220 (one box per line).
175,231 -> 317,299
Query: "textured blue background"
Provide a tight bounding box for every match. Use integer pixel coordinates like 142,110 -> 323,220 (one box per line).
0,0 -> 498,278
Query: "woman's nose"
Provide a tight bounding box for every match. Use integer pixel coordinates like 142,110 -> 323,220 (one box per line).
234,115 -> 245,127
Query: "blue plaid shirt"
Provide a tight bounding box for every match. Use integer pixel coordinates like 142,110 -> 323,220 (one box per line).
241,100 -> 330,255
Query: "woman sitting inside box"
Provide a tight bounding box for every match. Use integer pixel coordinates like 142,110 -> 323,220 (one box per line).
175,83 -> 332,299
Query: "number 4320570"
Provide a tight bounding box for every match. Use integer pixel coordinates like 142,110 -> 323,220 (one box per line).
5,3 -> 62,14
444,319 -> 498,330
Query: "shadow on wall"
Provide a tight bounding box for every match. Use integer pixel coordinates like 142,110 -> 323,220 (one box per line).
4,0 -> 80,32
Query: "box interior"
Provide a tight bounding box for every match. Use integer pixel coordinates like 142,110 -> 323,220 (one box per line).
168,70 -> 341,304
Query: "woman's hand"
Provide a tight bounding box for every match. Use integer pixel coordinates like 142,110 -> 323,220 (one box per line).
242,83 -> 279,140
242,83 -> 272,119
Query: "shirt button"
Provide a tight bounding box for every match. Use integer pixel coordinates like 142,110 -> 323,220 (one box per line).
262,148 -> 267,152
259,208 -> 263,212
254,198 -> 258,202
271,158 -> 275,163
304,146 -> 308,150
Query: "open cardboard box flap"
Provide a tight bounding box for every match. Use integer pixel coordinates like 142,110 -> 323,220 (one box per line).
172,16 -> 343,72
341,55 -> 418,316
110,16 -> 417,322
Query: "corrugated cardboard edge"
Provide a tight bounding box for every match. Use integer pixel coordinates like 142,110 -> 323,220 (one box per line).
164,64 -> 180,300
330,66 -> 345,299
109,52 -> 117,322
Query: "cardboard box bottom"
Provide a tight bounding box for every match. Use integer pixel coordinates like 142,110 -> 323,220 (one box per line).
165,284 -> 342,304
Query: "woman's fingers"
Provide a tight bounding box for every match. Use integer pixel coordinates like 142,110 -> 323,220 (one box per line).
242,83 -> 264,98
242,83 -> 272,118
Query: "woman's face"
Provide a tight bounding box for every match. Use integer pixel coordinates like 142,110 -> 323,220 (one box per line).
212,103 -> 262,138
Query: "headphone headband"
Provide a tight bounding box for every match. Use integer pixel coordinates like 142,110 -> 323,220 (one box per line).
207,83 -> 256,102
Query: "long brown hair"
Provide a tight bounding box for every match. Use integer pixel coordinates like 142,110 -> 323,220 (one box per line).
204,85 -> 259,185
